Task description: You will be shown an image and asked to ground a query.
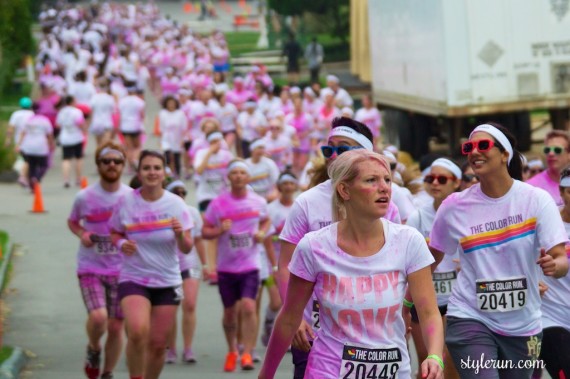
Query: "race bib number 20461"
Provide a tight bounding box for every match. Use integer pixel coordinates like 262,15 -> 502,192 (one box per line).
339,345 -> 401,379
476,277 -> 527,312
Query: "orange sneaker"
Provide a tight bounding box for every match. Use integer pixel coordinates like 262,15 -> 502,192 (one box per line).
241,352 -> 254,370
223,352 -> 238,372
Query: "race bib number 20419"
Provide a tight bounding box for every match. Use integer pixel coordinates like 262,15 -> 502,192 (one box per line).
476,277 -> 527,312
339,345 -> 401,379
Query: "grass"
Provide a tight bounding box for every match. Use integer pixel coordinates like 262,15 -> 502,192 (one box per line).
0,346 -> 14,365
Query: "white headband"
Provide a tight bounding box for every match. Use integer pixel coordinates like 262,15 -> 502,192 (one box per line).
430,158 -> 462,179
207,132 -> 223,142
561,177 -> 570,187
98,148 -> 124,160
228,161 -> 250,174
244,101 -> 256,108
250,139 -> 265,150
382,150 -> 397,162
469,124 -> 513,164
166,180 -> 186,192
528,159 -> 544,169
328,126 -> 373,151
278,174 -> 298,185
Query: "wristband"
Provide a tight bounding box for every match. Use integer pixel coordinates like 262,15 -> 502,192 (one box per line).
426,354 -> 444,369
403,299 -> 414,308
202,264 -> 209,268
117,239 -> 127,251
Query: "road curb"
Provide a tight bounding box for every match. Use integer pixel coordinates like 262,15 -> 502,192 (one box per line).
0,347 -> 28,379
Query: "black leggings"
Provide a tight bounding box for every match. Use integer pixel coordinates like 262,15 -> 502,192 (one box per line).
539,326 -> 570,379
165,151 -> 181,177
26,155 -> 49,184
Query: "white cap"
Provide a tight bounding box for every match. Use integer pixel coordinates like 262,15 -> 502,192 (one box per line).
326,75 -> 339,83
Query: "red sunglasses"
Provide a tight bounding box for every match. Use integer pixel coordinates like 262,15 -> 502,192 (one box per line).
424,175 -> 455,185
461,139 -> 495,155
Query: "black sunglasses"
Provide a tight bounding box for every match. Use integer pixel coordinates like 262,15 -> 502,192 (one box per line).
320,145 -> 363,158
99,158 -> 124,165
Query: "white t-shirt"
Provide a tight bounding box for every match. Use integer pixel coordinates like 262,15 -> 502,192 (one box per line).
118,95 -> 145,133
9,109 -> 34,145
391,183 -> 416,223
56,105 -> 85,146
237,110 -> 267,142
89,92 -> 116,134
280,179 -> 402,330
193,148 -> 234,203
355,107 -> 382,138
289,221 -> 434,379
69,81 -> 96,104
217,102 -> 238,133
159,109 -> 186,152
245,156 -> 280,199
407,204 -> 459,306
20,115 -> 53,156
540,219 -> 570,332
263,134 -> 293,171
204,191 -> 269,273
177,206 -> 204,273
268,199 -> 293,261
108,190 -> 193,288
68,183 -> 132,275
429,181 -> 567,336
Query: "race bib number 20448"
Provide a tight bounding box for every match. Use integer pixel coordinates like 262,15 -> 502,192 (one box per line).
339,345 -> 401,379
476,277 -> 527,312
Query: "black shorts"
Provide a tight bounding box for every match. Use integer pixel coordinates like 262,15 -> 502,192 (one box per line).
287,62 -> 300,73
121,131 -> 141,138
118,281 -> 182,306
62,142 -> 84,160
410,304 -> 448,323
199,200 -> 212,213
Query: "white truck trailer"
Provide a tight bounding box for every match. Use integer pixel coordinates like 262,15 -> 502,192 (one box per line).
368,0 -> 570,158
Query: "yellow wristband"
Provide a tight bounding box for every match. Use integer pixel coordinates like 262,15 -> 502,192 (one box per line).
426,354 -> 444,369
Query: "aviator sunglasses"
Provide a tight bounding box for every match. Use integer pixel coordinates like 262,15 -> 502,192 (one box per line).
461,139 -> 495,155
424,175 -> 455,185
320,145 -> 363,158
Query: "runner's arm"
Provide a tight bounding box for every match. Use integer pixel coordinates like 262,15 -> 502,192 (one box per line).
277,240 -> 295,301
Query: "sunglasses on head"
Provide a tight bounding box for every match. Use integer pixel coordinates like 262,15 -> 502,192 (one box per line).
462,174 -> 479,182
320,145 -> 363,158
99,158 -> 124,165
424,174 -> 455,185
461,139 -> 495,155
543,146 -> 565,155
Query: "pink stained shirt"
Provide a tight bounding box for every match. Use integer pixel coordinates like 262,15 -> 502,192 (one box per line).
526,170 -> 563,206
204,191 -> 269,274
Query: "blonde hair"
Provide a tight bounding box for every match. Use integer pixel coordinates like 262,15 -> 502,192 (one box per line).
328,150 -> 391,221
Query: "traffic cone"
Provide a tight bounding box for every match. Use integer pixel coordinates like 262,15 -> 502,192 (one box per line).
80,177 -> 88,189
183,2 -> 192,13
30,182 -> 46,213
153,115 -> 161,136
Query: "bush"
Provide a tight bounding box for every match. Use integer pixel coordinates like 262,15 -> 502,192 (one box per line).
0,123 -> 17,173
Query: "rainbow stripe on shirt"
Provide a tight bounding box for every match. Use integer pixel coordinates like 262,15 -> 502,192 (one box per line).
225,210 -> 260,222
126,218 -> 172,234
460,218 -> 537,254
207,162 -> 228,170
85,211 -> 113,223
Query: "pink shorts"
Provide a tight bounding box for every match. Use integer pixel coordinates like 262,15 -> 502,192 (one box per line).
78,273 -> 123,319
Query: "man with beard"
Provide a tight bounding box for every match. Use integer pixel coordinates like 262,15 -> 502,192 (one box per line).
68,142 -> 133,379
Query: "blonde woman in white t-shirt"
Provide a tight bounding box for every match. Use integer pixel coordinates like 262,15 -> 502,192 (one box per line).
260,149 -> 444,379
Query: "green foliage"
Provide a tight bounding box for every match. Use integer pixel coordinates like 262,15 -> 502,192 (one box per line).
0,122 -> 17,172
0,346 -> 14,365
0,0 -> 34,99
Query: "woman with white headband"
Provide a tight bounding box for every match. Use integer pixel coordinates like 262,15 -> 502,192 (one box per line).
277,117 -> 402,379
428,123 -> 569,378
201,158 -> 275,372
406,158 -> 462,379
261,150 -> 444,379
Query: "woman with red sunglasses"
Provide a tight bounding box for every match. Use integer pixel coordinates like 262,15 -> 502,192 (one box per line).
407,158 -> 462,379
427,123 -> 569,379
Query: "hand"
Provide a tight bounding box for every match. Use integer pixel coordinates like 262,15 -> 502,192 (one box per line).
172,218 -> 183,238
254,230 -> 266,243
221,219 -> 232,232
537,248 -> 556,276
202,266 -> 211,281
121,240 -> 138,256
420,357 -> 444,379
209,139 -> 221,153
80,231 -> 95,248
538,280 -> 549,297
291,319 -> 315,352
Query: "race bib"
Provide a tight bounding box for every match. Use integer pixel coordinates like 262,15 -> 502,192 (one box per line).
340,345 -> 401,379
433,271 -> 456,295
206,177 -> 223,191
229,232 -> 253,249
90,235 -> 117,255
312,300 -> 321,330
476,277 -> 527,312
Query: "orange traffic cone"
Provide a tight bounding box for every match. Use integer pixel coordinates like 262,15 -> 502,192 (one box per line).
30,182 -> 46,213
153,115 -> 161,136
80,177 -> 88,189
183,2 -> 193,13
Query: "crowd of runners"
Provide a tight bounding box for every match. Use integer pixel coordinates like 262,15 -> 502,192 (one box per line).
3,2 -> 570,379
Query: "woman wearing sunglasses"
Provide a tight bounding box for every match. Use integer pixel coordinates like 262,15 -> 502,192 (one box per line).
109,150 -> 194,379
261,150 -> 444,379
407,158 -> 462,379
428,123 -> 569,379
164,180 -> 208,364
276,117 -> 402,379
